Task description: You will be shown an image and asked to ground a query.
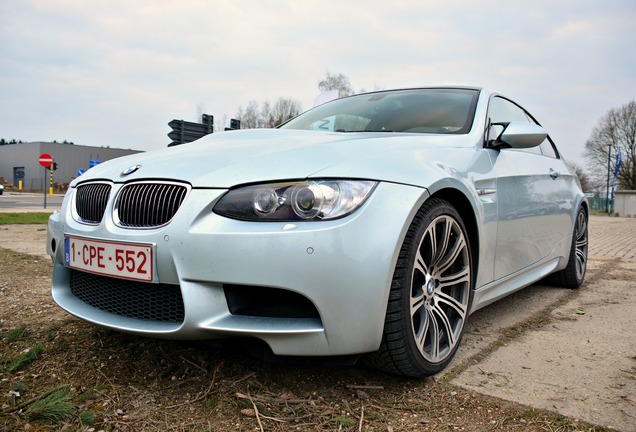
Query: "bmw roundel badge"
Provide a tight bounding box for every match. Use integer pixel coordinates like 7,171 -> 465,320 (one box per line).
120,164 -> 141,177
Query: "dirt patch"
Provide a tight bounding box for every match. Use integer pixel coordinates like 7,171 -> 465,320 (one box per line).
5,217 -> 636,431
0,244 -> 606,431
0,224 -> 50,258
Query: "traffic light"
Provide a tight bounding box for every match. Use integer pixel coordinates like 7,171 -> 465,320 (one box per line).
47,162 -> 59,171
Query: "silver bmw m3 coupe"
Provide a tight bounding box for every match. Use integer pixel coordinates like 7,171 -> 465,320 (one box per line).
47,87 -> 588,377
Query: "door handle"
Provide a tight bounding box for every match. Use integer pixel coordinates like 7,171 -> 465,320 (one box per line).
549,168 -> 560,179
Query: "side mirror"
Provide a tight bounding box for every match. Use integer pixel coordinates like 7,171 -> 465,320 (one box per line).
497,121 -> 547,149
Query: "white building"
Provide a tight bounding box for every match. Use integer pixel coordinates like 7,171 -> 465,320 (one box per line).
0,142 -> 142,191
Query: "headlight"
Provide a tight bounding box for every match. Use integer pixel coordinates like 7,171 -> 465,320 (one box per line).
214,180 -> 377,221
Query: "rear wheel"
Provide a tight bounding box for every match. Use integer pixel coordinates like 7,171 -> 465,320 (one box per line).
366,198 -> 472,377
546,206 -> 588,288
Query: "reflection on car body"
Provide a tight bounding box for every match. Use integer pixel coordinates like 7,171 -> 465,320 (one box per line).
47,87 -> 588,377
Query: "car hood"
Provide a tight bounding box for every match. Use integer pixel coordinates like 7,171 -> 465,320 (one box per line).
75,129 -> 473,188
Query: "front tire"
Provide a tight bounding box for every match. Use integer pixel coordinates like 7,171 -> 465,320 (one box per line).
366,198 -> 473,377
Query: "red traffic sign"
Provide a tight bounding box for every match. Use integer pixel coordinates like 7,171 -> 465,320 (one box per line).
38,153 -> 54,167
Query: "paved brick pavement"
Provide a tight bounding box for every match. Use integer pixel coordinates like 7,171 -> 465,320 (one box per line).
588,215 -> 636,261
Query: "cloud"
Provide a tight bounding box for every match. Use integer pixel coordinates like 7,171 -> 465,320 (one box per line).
0,0 -> 635,163
550,20 -> 597,40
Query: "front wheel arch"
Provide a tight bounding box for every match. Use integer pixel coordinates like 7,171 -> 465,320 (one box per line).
365,197 -> 474,377
430,188 -> 479,290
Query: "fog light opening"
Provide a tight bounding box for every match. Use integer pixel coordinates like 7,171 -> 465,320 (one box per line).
224,284 -> 321,319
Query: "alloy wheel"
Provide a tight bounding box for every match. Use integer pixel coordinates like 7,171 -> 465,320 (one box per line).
410,214 -> 471,363
574,210 -> 588,281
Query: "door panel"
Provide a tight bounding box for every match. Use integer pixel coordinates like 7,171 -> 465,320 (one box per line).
492,149 -> 573,279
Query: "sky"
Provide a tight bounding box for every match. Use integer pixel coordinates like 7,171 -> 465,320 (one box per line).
1,0 -> 635,168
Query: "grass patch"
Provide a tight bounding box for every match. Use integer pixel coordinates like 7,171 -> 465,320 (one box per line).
4,325 -> 29,342
590,209 -> 610,217
0,212 -> 52,225
518,408 -> 608,431
503,313 -> 552,342
336,415 -> 356,427
80,410 -> 96,425
9,343 -> 44,373
24,386 -> 76,423
505,326 -> 522,339
12,382 -> 28,393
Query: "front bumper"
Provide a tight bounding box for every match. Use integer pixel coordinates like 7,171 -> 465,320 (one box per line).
48,181 -> 427,356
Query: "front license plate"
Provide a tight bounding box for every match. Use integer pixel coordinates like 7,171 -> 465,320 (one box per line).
64,236 -> 154,282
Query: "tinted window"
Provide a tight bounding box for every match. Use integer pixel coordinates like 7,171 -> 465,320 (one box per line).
280,89 -> 479,134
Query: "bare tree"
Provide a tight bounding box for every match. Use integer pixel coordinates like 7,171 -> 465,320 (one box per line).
568,162 -> 592,192
235,100 -> 262,129
236,98 -> 302,129
318,72 -> 354,97
234,72 -> 357,129
584,101 -> 636,190
265,98 -> 303,127
260,101 -> 271,128
194,102 -> 206,122
215,114 -> 228,134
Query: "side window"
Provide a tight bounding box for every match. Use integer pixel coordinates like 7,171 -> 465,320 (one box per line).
488,97 -> 542,155
539,139 -> 559,158
489,96 -> 531,123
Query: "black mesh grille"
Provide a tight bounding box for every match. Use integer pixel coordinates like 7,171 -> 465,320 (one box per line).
70,270 -> 184,323
75,182 -> 112,224
115,182 -> 188,228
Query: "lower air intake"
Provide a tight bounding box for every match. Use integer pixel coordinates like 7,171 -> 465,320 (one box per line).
70,270 -> 184,323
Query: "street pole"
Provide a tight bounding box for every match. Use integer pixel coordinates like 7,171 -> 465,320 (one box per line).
606,145 -> 611,214
43,166 -> 47,209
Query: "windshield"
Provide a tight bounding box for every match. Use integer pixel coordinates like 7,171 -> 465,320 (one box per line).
280,88 -> 479,134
